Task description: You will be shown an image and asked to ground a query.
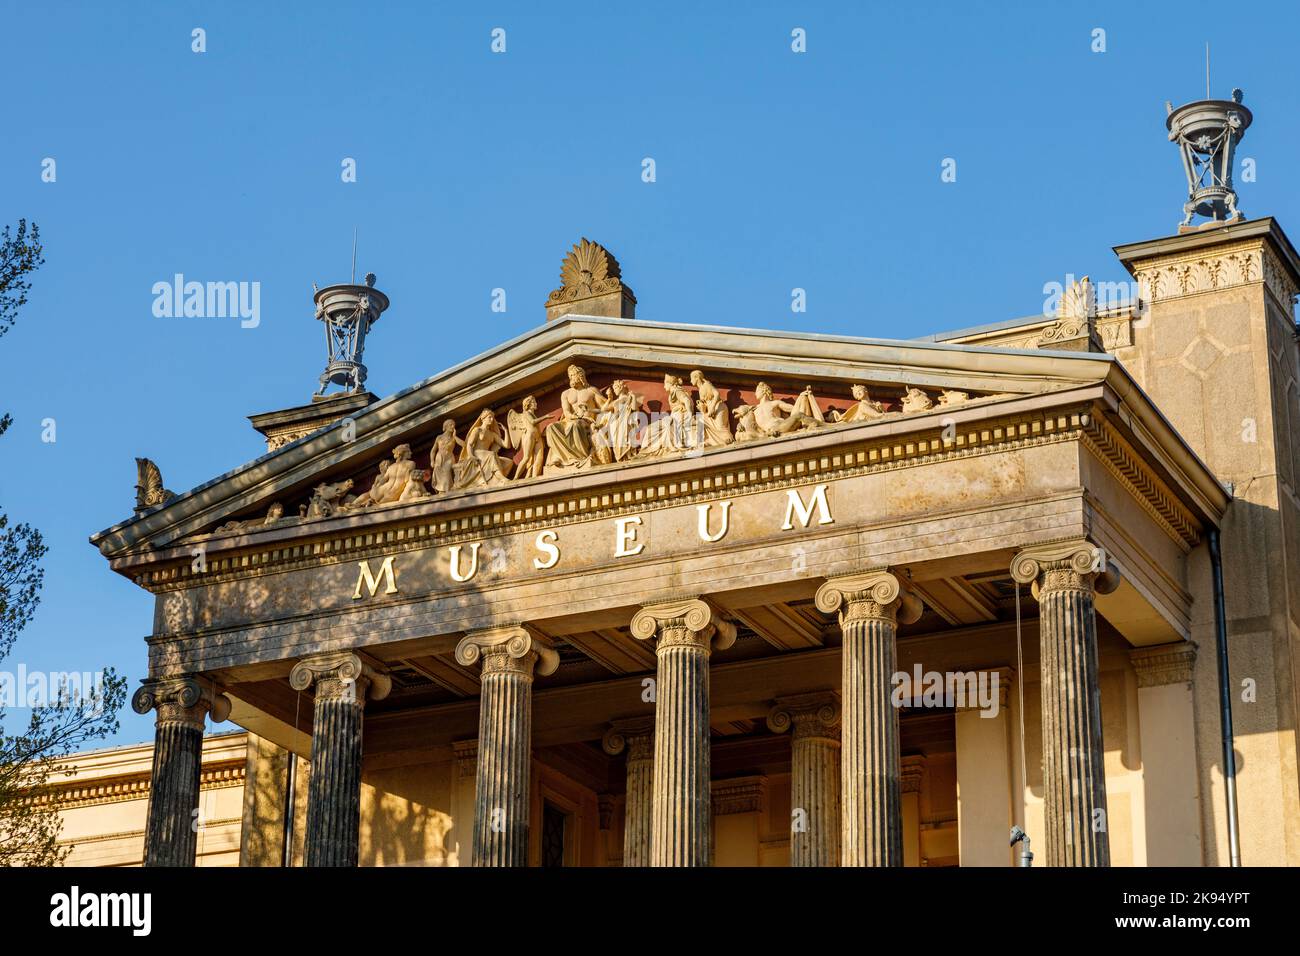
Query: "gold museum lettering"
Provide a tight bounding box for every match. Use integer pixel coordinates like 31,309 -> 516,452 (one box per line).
351,483 -> 834,599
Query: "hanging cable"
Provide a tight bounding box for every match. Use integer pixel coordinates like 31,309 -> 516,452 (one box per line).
282,690 -> 303,868
1010,582 -> 1033,866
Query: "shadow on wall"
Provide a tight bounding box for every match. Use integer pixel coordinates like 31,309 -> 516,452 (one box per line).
360,763 -> 456,867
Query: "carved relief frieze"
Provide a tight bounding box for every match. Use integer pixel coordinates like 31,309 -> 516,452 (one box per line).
1132,239 -> 1297,311
133,402 -> 1202,595
199,360 -> 1016,538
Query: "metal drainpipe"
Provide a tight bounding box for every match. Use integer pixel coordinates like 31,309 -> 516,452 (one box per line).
1208,527 -> 1241,867
281,751 -> 298,867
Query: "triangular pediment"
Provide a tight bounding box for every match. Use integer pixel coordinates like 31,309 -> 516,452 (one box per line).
91,314 -> 1121,559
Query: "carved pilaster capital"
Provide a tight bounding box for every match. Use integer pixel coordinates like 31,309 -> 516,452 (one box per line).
901,755 -> 926,794
289,651 -> 392,703
1130,642 -> 1198,687
711,776 -> 767,816
767,691 -> 841,741
630,597 -> 736,652
451,739 -> 479,779
598,794 -> 617,832
815,569 -> 923,627
602,716 -> 655,762
952,667 -> 1014,713
1010,539 -> 1121,597
131,676 -> 231,729
454,625 -> 559,678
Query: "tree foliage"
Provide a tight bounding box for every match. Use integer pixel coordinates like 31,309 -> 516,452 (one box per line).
0,219 -> 127,865
0,673 -> 127,865
0,219 -> 44,340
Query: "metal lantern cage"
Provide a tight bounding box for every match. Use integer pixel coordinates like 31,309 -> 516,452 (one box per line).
314,272 -> 389,395
1167,89 -> 1252,228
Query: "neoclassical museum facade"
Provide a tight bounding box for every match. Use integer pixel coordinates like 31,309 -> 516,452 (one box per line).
86,215 -> 1300,867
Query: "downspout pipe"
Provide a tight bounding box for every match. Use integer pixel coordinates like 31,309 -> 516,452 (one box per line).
1207,527 -> 1241,866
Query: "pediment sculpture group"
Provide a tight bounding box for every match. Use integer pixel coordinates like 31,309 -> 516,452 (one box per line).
218,365 -> 982,532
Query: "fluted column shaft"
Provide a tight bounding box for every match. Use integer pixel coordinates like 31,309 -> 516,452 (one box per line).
653,627 -> 711,866
1013,541 -> 1120,867
290,652 -> 391,867
132,677 -> 230,867
769,692 -> 841,866
817,570 -> 922,867
457,626 -> 558,867
603,717 -> 655,867
631,598 -> 735,867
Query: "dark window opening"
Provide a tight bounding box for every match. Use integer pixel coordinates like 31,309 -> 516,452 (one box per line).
541,801 -> 569,867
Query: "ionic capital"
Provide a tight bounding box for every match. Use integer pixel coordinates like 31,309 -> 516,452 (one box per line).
454,625 -> 559,678
289,651 -> 392,703
815,569 -> 923,627
1130,642 -> 1197,687
630,597 -> 737,652
1010,540 -> 1121,597
131,676 -> 231,729
602,716 -> 656,762
767,691 -> 841,741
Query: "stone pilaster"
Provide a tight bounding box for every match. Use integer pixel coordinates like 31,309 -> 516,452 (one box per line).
451,739 -> 479,780
131,676 -> 231,867
816,570 -> 922,867
602,716 -> 655,867
1129,642 -> 1203,865
1012,540 -> 1120,867
954,668 -> 1017,866
289,651 -> 391,867
767,691 -> 841,867
630,597 -> 736,867
900,756 -> 926,867
456,625 -> 558,867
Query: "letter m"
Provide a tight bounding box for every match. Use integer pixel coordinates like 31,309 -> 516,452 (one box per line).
206,281 -> 239,317
782,483 -> 833,530
353,556 -> 398,600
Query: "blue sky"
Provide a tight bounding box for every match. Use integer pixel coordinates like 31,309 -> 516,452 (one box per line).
2,0 -> 1297,746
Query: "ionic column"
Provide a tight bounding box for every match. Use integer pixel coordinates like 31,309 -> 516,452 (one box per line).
456,625 -> 558,867
631,598 -> 736,867
289,651 -> 391,867
816,569 -> 922,867
131,676 -> 231,867
1011,540 -> 1120,867
767,691 -> 841,867
602,716 -> 655,867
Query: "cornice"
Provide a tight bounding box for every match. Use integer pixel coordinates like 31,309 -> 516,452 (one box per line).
27,759 -> 246,811
1127,238 -> 1298,314
55,816 -> 243,848
1115,217 -> 1300,285
1079,417 -> 1200,549
91,318 -> 1121,559
121,393 -> 1208,597
127,399 -> 1110,594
